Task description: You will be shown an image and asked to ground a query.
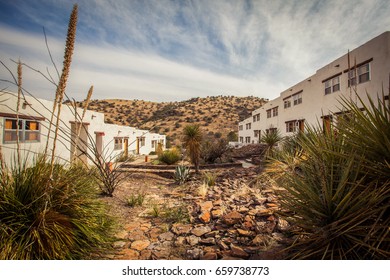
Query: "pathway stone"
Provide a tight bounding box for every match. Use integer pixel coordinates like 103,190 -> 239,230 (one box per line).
131,240 -> 151,251
191,225 -> 212,237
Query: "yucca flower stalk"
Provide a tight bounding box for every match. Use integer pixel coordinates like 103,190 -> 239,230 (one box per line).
16,60 -> 22,167
49,4 -> 78,176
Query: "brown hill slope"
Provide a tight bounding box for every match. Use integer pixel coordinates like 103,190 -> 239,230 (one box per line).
76,95 -> 266,146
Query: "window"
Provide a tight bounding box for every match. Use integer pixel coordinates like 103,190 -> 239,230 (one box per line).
246,123 -> 251,130
293,93 -> 302,105
286,121 -> 298,133
284,99 -> 291,109
239,137 -> 243,143
266,109 -> 271,118
114,138 -> 123,150
253,114 -> 260,122
324,76 -> 340,94
239,125 -> 243,131
358,63 -> 370,83
3,118 -> 40,143
151,140 -> 157,149
266,127 -> 277,134
245,136 -> 251,143
140,137 -> 145,147
254,130 -> 261,139
272,107 -> 278,117
348,62 -> 370,87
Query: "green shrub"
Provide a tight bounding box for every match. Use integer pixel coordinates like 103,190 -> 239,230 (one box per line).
158,148 -> 181,165
268,95 -> 390,259
0,156 -> 114,259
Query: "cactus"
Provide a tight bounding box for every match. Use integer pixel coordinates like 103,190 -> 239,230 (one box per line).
174,165 -> 190,185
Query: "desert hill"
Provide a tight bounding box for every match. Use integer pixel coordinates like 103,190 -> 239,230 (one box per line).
75,95 -> 267,146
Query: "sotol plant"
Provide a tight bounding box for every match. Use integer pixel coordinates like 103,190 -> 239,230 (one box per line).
268,94 -> 390,259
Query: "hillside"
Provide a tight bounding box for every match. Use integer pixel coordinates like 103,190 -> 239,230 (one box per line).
75,96 -> 266,146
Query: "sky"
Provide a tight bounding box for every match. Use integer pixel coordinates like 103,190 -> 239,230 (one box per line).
0,0 -> 389,102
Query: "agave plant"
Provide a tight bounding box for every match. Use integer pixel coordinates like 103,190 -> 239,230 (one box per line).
267,94 -> 390,259
174,165 -> 191,185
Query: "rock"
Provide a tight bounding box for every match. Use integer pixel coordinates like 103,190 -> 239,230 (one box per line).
140,223 -> 152,232
217,240 -> 230,251
174,236 -> 187,246
149,228 -> 163,241
201,252 -> 218,260
222,211 -> 243,225
191,225 -> 212,237
152,249 -> 170,260
238,206 -> 249,213
277,218 -> 290,231
200,237 -> 216,245
186,248 -> 203,260
125,222 -> 141,231
186,235 -> 200,246
199,201 -> 213,212
199,211 -> 211,223
237,228 -> 254,237
158,231 -> 175,242
128,230 -> 147,241
171,223 -> 192,235
204,230 -> 219,238
131,240 -> 151,251
213,199 -> 223,206
256,208 -> 273,217
211,209 -> 223,218
113,241 -> 127,249
252,234 -> 267,246
230,243 -> 249,258
266,203 -> 279,209
120,249 -> 140,260
140,250 -> 152,260
115,230 -> 129,239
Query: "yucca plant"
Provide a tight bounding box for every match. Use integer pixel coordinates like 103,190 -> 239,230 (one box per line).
267,94 -> 390,259
174,165 -> 191,185
0,155 -> 115,259
260,128 -> 283,158
182,125 -> 202,173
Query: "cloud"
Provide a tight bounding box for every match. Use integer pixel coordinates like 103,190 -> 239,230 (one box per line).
1,0 -> 390,102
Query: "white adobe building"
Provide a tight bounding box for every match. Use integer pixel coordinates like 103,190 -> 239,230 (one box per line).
239,31 -> 390,144
0,91 -> 166,166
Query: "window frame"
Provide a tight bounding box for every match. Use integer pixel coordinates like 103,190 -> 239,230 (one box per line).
3,118 -> 41,144
348,62 -> 370,87
293,93 -> 302,106
272,107 -> 278,117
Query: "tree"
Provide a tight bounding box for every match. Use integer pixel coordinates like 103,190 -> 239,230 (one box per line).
182,124 -> 202,173
227,131 -> 238,142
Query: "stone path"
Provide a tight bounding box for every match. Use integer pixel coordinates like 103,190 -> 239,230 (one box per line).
102,168 -> 292,260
